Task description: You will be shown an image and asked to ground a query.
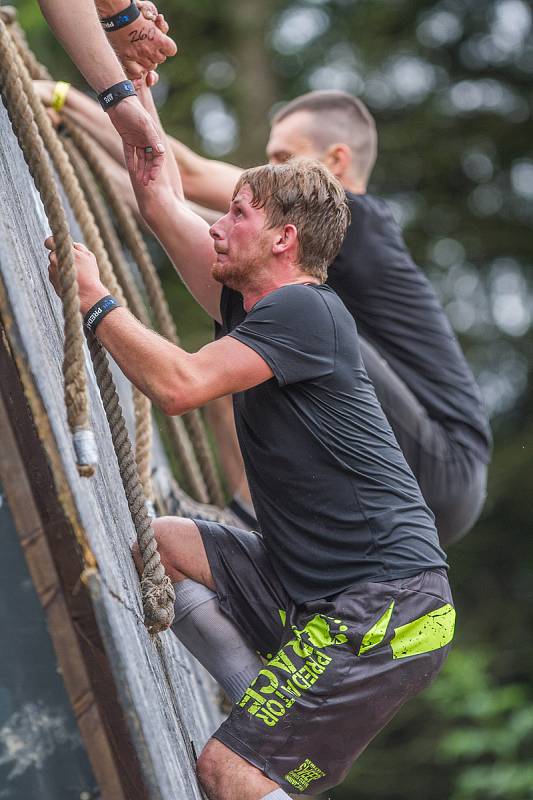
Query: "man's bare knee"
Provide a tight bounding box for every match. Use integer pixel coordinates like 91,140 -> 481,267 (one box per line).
197,739 -> 278,800
145,516 -> 214,587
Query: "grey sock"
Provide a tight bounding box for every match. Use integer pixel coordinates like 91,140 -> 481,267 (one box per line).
261,790 -> 292,799
171,579 -> 262,701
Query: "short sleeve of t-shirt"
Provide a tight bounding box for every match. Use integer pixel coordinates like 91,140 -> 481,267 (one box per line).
228,284 -> 337,386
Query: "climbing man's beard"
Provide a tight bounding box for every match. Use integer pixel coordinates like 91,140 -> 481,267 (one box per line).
211,254 -> 260,291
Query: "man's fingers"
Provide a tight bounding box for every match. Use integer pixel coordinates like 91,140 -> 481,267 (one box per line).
136,146 -> 146,184
124,142 -> 136,178
124,58 -> 146,79
138,0 -> 159,18
44,236 -> 55,251
146,70 -> 160,87
147,154 -> 164,183
73,241 -> 89,253
161,33 -> 177,57
156,14 -> 170,34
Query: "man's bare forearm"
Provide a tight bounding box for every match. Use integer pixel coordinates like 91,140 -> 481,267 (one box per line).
60,88 -> 125,165
37,0 -> 125,92
88,304 -> 197,415
135,83 -> 184,200
94,0 -> 130,17
169,139 -> 242,212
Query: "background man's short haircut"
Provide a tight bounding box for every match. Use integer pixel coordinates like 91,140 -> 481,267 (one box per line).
272,90 -> 378,184
234,158 -> 350,283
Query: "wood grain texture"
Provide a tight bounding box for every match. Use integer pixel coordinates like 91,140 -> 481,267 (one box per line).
0,101 -> 222,799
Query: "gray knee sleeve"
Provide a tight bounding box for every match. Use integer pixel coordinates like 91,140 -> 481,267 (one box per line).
172,579 -> 262,702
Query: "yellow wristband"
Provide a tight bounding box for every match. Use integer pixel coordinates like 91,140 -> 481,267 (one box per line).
51,81 -> 71,112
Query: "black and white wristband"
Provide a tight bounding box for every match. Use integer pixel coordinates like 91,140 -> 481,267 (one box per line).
84,296 -> 120,333
100,1 -> 140,32
97,80 -> 137,111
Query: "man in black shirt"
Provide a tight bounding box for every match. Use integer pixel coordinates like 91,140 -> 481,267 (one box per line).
47,85 -> 491,543
47,99 -> 455,795
177,91 -> 492,545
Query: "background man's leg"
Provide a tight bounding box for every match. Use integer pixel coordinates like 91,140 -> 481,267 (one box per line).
358,337 -> 487,544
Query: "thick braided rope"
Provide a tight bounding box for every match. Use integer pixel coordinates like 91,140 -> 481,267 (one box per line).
62,137 -> 154,504
62,142 -> 211,509
8,34 -> 157,514
1,18 -> 173,632
6,15 -> 221,507
87,333 -> 174,632
0,17 -> 96,476
65,122 -> 225,508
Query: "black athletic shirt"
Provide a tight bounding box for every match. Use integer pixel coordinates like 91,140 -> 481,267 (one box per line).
216,192 -> 492,462
226,283 -> 446,603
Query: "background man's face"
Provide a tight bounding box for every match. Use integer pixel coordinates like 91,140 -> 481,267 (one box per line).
209,185 -> 272,290
266,111 -> 323,165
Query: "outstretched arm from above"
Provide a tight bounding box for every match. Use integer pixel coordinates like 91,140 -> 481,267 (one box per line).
128,84 -> 223,320
96,0 -> 177,83
37,0 -> 125,92
46,239 -> 273,414
169,138 -> 242,213
36,0 -> 166,181
34,75 -> 237,214
33,80 -> 225,227
33,80 -> 126,165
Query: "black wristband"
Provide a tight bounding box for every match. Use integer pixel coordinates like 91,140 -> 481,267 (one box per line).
84,296 -> 120,333
97,80 -> 136,111
100,1 -> 140,31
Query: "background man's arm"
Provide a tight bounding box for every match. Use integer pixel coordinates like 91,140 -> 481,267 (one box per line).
169,139 -> 241,212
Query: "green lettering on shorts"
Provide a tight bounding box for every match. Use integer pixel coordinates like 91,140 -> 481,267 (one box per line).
238,614 -> 348,728
390,603 -> 456,659
285,758 -> 326,791
358,600 -> 395,655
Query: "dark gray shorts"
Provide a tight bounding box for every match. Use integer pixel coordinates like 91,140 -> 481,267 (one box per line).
195,520 -> 455,795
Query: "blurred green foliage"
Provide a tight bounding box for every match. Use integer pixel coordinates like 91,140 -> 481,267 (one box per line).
7,0 -> 533,797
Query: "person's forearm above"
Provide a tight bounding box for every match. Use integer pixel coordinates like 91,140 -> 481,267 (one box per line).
37,0 -> 125,92
169,139 -> 242,212
135,83 -> 184,195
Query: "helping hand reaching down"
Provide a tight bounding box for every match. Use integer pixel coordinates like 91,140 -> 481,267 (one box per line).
104,1 -> 177,83
107,93 -> 165,185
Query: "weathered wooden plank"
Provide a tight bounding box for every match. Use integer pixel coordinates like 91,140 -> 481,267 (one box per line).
0,99 -> 222,799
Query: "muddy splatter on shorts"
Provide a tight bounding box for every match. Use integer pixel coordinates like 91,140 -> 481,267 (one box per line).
194,520 -> 455,796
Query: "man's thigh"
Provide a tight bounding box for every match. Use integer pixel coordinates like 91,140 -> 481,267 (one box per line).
213,569 -> 455,795
151,516 -> 214,588
194,519 -> 290,658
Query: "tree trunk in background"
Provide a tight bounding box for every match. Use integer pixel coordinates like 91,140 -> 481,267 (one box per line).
231,0 -> 278,167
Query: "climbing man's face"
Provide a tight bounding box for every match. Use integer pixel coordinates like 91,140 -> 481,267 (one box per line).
209,185 -> 272,291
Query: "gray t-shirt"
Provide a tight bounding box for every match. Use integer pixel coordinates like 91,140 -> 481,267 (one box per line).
227,283 -> 446,603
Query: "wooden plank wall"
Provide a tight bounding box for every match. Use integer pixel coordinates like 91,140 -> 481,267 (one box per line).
0,101 -> 222,799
